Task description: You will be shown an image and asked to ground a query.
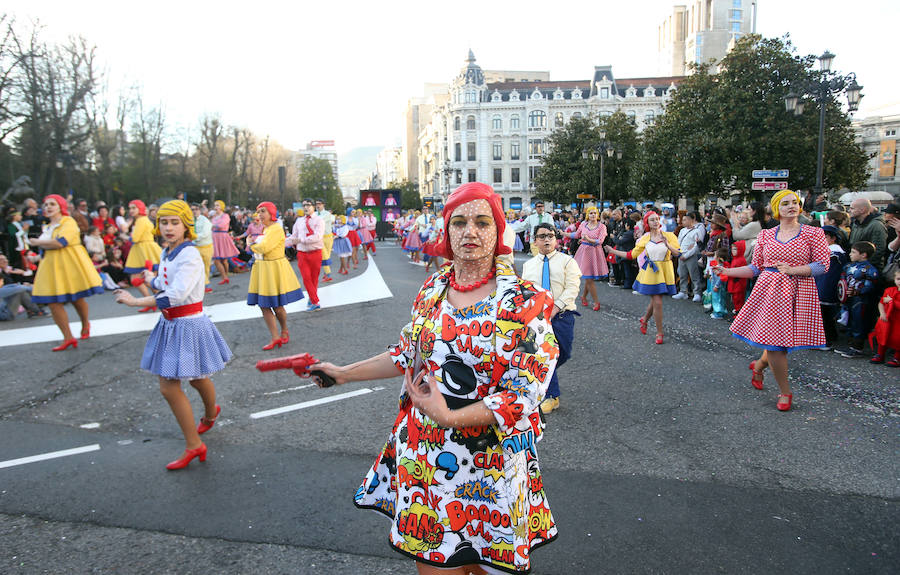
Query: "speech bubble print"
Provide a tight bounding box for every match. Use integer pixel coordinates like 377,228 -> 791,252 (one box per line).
436,451 -> 459,480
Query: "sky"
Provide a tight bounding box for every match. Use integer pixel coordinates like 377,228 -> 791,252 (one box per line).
6,0 -> 899,155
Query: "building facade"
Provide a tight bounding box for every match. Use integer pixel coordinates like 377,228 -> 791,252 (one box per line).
658,0 -> 757,76
854,114 -> 900,199
376,147 -> 403,188
417,51 -> 683,209
294,140 -> 339,184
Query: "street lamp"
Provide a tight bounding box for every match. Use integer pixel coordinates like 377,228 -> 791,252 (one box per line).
784,50 -> 863,199
582,131 -> 620,208
440,160 -> 459,201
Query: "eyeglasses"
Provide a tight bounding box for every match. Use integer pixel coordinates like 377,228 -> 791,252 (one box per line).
535,233 -> 555,240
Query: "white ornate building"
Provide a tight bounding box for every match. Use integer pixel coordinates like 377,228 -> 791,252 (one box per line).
854,114 -> 900,199
417,51 -> 684,209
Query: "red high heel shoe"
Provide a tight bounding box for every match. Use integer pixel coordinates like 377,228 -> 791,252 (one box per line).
749,361 -> 764,390
138,306 -> 157,313
581,296 -> 589,306
262,338 -> 283,351
217,277 -> 230,285
655,334 -> 664,345
80,323 -> 90,340
52,339 -> 78,352
592,302 -> 601,311
776,394 -> 793,412
166,443 -> 207,470
197,405 -> 221,435
639,317 -> 648,335
205,287 -> 213,293
280,330 -> 290,344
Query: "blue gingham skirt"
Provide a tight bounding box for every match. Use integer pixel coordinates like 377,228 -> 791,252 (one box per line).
141,314 -> 232,379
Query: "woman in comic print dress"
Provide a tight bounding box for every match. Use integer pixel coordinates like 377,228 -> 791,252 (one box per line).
313,183 -> 558,575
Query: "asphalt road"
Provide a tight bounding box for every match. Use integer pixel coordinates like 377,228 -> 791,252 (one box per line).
1,243 -> 897,574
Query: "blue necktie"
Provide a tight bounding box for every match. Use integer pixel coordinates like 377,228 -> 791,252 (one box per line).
542,255 -> 551,291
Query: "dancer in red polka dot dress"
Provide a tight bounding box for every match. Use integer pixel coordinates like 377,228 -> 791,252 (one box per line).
716,190 -> 830,411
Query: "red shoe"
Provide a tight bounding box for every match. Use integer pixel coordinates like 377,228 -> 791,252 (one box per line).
80,323 -> 90,340
655,334 -> 664,345
205,287 -> 213,293
280,330 -> 290,344
639,317 -> 648,335
262,338 -> 283,351
197,405 -> 221,435
138,306 -> 157,313
217,278 -> 230,285
749,361 -> 764,390
52,339 -> 78,352
322,275 -> 333,282
166,443 -> 207,470
581,297 -> 589,306
776,394 -> 793,412
592,302 -> 601,311
887,353 -> 900,368
870,352 -> 886,364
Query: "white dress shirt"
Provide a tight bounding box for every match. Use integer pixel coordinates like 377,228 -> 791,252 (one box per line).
522,249 -> 582,312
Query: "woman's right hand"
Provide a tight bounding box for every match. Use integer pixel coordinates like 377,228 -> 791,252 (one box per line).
308,362 -> 346,386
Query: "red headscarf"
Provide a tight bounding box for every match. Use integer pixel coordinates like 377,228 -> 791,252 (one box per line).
256,201 -> 277,222
433,182 -> 511,260
129,199 -> 147,216
43,194 -> 69,216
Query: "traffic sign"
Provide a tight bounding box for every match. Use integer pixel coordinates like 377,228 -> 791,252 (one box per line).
576,194 -> 595,199
751,181 -> 789,191
752,169 -> 789,179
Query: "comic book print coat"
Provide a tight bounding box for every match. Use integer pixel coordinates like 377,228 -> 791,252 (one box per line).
354,260 -> 559,573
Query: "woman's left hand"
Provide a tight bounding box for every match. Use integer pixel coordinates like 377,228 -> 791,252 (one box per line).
775,262 -> 793,275
406,369 -> 450,427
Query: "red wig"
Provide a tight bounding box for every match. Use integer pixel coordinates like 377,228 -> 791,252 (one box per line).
256,201 -> 277,221
129,199 -> 147,216
642,210 -> 659,232
43,194 -> 69,216
433,182 -> 511,260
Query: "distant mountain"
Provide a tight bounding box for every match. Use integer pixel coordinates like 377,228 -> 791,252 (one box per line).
339,146 -> 383,192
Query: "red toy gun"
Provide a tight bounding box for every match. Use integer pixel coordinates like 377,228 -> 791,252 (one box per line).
255,352 -> 336,388
130,260 -> 155,287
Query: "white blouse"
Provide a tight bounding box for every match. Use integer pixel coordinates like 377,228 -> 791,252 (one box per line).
150,242 -> 205,315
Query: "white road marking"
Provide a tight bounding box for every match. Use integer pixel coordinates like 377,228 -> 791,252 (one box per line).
0,444 -> 101,470
79,423 -> 100,429
262,383 -> 316,396
0,258 -> 393,347
249,388 -> 376,419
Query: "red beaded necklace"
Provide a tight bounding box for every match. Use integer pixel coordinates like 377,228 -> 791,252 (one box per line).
449,266 -> 496,292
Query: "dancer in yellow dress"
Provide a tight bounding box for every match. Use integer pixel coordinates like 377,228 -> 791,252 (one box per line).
247,202 -> 305,350
124,199 -> 162,312
606,210 -> 680,344
191,203 -> 214,291
30,194 -> 104,351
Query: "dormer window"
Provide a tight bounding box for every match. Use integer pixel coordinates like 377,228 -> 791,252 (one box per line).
600,87 -> 609,99
571,87 -> 583,99
491,90 -> 502,103
531,88 -> 543,100
510,89 -> 520,102
644,85 -> 656,98
553,88 -> 564,100
626,85 -> 637,98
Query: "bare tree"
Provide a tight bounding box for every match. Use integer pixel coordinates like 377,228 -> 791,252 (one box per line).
196,114 -> 223,202
130,91 -> 165,197
87,79 -> 133,204
15,26 -> 98,196
0,14 -> 26,145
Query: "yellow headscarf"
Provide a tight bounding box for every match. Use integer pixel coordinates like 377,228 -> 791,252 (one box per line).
155,200 -> 196,240
214,200 -> 226,212
769,189 -> 801,219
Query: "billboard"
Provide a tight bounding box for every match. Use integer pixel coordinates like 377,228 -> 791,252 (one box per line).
880,140 -> 896,178
359,189 -> 402,222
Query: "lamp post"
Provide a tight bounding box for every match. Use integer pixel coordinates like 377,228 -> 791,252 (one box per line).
784,50 -> 863,199
582,130 -> 622,208
440,160 -> 459,202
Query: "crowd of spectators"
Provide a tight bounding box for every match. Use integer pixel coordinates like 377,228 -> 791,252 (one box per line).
501,194 -> 900,364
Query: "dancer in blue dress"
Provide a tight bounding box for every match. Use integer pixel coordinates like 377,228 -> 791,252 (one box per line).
115,200 -> 232,470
